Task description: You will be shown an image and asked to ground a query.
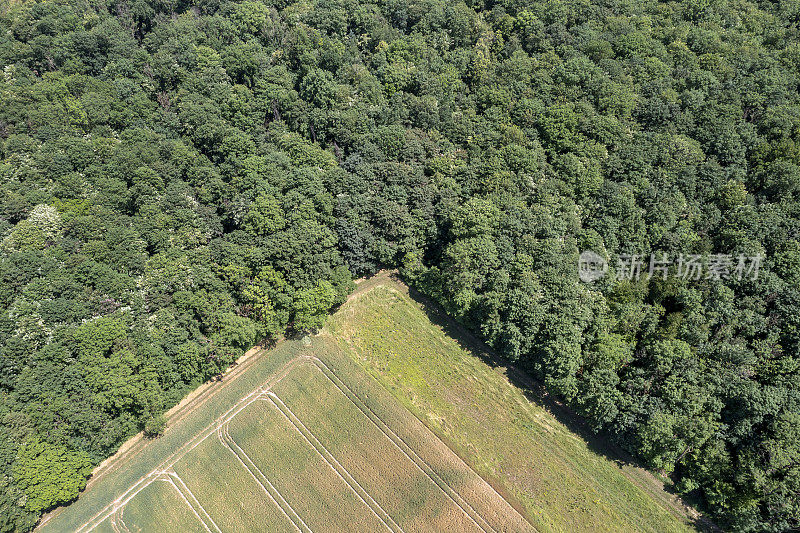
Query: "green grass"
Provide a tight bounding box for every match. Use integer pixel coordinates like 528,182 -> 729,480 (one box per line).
325,279 -> 695,533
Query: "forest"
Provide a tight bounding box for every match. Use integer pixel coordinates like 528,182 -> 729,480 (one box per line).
0,0 -> 798,530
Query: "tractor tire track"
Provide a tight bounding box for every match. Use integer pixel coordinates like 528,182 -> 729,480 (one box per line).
73,355 -> 308,533
310,358 -> 499,533
263,393 -> 401,533
217,421 -> 312,533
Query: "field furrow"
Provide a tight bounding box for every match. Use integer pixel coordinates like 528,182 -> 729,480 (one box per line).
217,422 -> 312,533
227,397 -> 395,533
312,355 -> 535,533
164,472 -> 221,533
91,517 -> 117,533
171,435 -> 297,533
112,475 -> 208,533
272,360 -> 488,533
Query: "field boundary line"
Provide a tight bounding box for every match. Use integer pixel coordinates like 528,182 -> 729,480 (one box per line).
108,506 -> 127,533
309,357 -> 500,533
77,355 -> 310,533
217,422 -> 312,533
163,471 -> 222,533
263,393 -> 402,533
160,478 -> 211,533
108,511 -> 118,533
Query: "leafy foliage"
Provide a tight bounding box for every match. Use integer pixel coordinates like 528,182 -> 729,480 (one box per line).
12,439 -> 92,514
0,0 -> 798,530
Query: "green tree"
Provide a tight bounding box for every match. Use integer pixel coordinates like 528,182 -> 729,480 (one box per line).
13,439 -> 92,513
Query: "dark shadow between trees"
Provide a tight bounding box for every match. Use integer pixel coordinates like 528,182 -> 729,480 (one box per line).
392,272 -> 719,532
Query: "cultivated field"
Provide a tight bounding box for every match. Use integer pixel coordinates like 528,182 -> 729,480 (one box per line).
323,273 -> 698,533
40,272 -> 697,533
42,352 -> 531,532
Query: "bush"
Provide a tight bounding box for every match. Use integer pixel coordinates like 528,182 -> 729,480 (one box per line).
143,415 -> 167,439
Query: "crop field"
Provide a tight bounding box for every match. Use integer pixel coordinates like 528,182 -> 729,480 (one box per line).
45,351 -> 531,533
323,273 -> 697,533
41,272 -> 696,533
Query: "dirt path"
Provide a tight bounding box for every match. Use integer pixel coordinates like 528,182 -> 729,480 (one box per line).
37,342 -> 271,530
66,354 -> 311,533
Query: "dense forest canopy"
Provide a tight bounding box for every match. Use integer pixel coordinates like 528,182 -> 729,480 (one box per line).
0,0 -> 798,530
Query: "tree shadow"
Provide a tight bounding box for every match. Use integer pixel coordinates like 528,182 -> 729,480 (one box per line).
393,272 -> 719,532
